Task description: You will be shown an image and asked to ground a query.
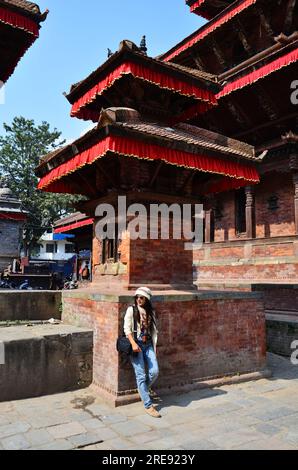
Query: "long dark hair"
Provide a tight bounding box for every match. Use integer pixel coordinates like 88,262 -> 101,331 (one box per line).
134,296 -> 155,325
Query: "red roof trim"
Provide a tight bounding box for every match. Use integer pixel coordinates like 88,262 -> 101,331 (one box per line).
70,61 -> 217,120
54,218 -> 94,233
190,1 -> 213,19
162,0 -> 257,61
0,6 -> 39,36
217,47 -> 298,98
37,135 -> 259,194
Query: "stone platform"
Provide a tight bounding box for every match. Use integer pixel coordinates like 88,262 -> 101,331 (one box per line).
0,324 -> 93,402
0,290 -> 62,322
62,288 -> 268,406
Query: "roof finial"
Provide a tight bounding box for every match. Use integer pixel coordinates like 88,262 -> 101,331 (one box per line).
140,35 -> 147,55
107,48 -> 113,58
40,9 -> 49,22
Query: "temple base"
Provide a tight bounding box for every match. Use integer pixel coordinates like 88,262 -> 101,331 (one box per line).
90,368 -> 271,407
62,288 -> 268,406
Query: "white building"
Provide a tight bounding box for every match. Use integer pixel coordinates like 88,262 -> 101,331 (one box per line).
31,231 -> 76,261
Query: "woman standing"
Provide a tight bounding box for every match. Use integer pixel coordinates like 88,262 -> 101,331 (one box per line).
124,287 -> 161,418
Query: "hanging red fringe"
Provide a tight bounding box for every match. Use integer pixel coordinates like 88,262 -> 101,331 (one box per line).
54,218 -> 94,233
2,35 -> 36,82
206,176 -> 250,194
0,6 -> 39,37
70,61 -> 217,118
190,0 -> 213,19
217,48 -> 298,98
163,0 -> 257,61
190,1 -> 206,12
38,135 -> 259,193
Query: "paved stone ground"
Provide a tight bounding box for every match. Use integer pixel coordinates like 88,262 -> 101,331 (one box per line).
0,353 -> 297,450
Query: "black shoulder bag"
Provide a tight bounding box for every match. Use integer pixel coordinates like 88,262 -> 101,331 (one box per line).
116,306 -> 138,355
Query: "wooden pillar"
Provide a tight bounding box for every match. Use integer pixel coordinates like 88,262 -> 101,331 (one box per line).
293,173 -> 298,235
204,209 -> 214,243
245,186 -> 255,239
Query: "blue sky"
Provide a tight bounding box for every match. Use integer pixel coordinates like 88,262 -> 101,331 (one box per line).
1,0 -> 205,142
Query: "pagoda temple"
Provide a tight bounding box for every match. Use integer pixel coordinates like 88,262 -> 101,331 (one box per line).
0,0 -> 48,84
36,28 -> 271,404
0,0 -> 46,272
160,0 -> 298,293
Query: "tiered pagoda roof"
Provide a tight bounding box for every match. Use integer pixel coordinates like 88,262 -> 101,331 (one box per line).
186,0 -> 239,20
66,40 -> 219,124
36,105 -> 258,197
163,0 -> 297,72
194,34 -> 298,145
36,41 -> 260,200
157,1 -> 298,147
54,212 -> 93,234
0,187 -> 27,221
0,0 -> 48,82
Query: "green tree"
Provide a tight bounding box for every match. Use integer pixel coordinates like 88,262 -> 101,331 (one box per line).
0,117 -> 82,256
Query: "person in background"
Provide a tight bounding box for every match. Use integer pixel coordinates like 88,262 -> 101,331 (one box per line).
81,262 -> 90,281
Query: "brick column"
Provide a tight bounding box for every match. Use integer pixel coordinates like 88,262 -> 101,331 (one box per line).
293,173 -> 298,235
245,186 -> 255,239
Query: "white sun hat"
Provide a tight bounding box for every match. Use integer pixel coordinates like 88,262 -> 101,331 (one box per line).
134,287 -> 152,301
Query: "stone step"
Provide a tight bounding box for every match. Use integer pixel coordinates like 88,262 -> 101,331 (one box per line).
0,324 -> 93,402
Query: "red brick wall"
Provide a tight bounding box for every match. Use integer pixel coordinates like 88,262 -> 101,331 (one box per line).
129,237 -> 193,285
92,213 -> 194,286
195,262 -> 298,281
62,293 -> 266,402
155,298 -> 266,387
62,297 -> 121,396
252,243 -> 294,258
255,173 -> 295,238
210,246 -> 244,258
194,171 -> 297,283
212,174 -> 295,242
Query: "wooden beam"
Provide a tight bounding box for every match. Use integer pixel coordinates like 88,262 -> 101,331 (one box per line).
254,85 -> 279,121
177,170 -> 195,194
225,99 -> 252,129
284,0 -> 297,34
235,19 -> 253,55
255,5 -> 275,38
220,34 -> 298,81
233,112 -> 298,139
293,172 -> 298,234
209,37 -> 227,69
95,160 -> 117,189
245,186 -> 256,239
191,52 -> 206,71
204,209 -> 214,243
149,161 -> 163,188
75,171 -> 98,198
63,176 -> 90,197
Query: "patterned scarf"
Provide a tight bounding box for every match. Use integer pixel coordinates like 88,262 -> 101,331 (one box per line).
138,306 -> 151,340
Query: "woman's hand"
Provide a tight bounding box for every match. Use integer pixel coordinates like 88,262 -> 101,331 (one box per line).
132,342 -> 141,353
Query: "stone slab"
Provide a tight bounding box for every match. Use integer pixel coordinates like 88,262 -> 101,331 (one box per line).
0,324 -> 93,402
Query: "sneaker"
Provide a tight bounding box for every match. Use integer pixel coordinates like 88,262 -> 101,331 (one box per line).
145,406 -> 161,418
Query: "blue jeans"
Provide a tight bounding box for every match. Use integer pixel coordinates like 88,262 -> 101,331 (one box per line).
130,339 -> 159,409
